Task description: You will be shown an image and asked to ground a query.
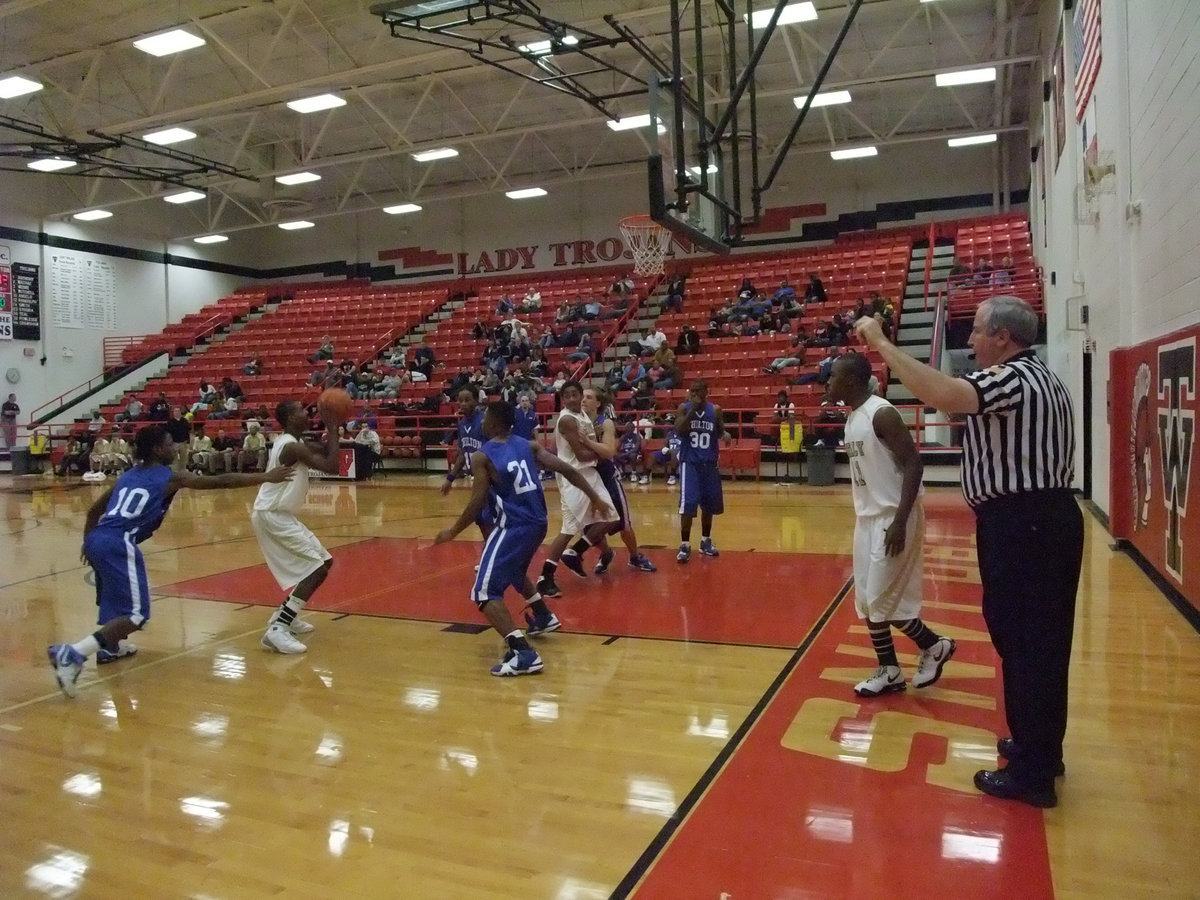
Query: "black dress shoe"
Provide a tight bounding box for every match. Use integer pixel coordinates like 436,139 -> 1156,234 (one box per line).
973,768 -> 1058,808
996,738 -> 1066,776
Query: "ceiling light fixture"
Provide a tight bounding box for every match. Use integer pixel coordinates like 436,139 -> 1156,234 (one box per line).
411,147 -> 458,162
143,127 -> 196,145
935,67 -> 997,87
606,114 -> 653,131
73,210 -> 112,221
506,187 -> 547,199
278,221 -> 315,230
164,190 -> 206,204
948,133 -> 998,147
518,35 -> 578,55
27,158 -> 76,172
275,172 -> 321,185
794,90 -> 852,108
287,94 -> 347,114
133,29 -> 206,57
383,203 -> 422,214
194,235 -> 228,244
830,146 -> 878,160
0,75 -> 43,99
745,2 -> 817,28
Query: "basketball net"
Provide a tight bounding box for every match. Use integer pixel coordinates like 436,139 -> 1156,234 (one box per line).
619,215 -> 669,276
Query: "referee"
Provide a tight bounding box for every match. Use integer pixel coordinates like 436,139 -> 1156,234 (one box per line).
855,296 -> 1082,808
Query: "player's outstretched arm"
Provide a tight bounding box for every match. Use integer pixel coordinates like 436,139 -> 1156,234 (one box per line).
434,451 -> 493,543
874,405 -> 924,557
533,444 -> 612,517
170,466 -> 295,492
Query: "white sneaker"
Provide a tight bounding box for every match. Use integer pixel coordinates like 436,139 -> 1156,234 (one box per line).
261,624 -> 307,654
912,637 -> 956,688
639,475 -> 650,485
854,665 -> 905,697
667,475 -> 677,486
268,610 -> 314,635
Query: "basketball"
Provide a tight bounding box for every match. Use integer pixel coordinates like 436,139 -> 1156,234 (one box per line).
317,387 -> 354,424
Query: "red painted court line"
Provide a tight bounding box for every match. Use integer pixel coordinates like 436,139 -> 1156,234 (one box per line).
627,574 -> 1054,900
160,537 -> 854,648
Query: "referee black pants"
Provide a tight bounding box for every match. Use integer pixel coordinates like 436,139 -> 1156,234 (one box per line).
975,489 -> 1084,787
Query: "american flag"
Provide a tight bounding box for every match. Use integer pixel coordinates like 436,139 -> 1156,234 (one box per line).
1072,0 -> 1101,122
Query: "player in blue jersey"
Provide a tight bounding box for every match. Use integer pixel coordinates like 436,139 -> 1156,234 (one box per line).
47,424 -> 293,698
650,430 -> 682,485
440,388 -> 493,538
434,400 -> 611,676
577,387 -> 656,574
674,380 -> 731,562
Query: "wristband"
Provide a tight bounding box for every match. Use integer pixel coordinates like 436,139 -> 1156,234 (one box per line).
445,473 -> 455,483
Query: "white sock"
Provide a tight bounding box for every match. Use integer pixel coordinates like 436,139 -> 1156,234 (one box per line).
71,635 -> 101,658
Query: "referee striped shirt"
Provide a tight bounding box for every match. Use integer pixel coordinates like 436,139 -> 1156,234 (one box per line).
959,349 -> 1075,507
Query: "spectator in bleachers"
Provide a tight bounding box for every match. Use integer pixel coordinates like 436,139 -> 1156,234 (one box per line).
743,316 -> 762,337
28,427 -> 49,474
221,376 -> 245,403
763,335 -> 810,374
640,325 -> 667,357
804,273 -> 828,305
548,370 -> 569,394
372,370 -> 404,400
211,428 -> 239,474
565,331 -> 595,365
624,377 -> 656,413
309,361 -> 336,388
675,324 -> 701,355
308,334 -> 334,363
88,431 -> 113,475
190,379 -> 218,415
971,257 -> 994,284
57,433 -> 91,476
527,346 -> 550,379
611,274 -> 635,297
496,294 -> 515,315
581,297 -> 603,320
188,423 -> 217,473
471,319 -> 490,340
650,354 -> 682,391
607,354 -> 644,391
773,390 -> 796,423
337,361 -> 361,399
147,392 -> 171,423
353,419 -> 382,468
499,312 -> 532,340
761,309 -> 786,334
554,299 -> 573,323
772,279 -> 797,306
115,393 -> 144,423
554,321 -> 581,349
88,410 -> 107,432
792,347 -> 841,387
601,293 -> 631,319
520,287 -> 542,311
238,421 -> 268,472
242,354 -> 263,376
410,341 -> 437,381
662,273 -> 687,313
992,255 -> 1014,287
737,277 -> 757,301
386,344 -> 408,369
109,429 -> 133,473
209,391 -> 241,420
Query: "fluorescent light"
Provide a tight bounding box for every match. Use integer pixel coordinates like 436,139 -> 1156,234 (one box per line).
383,203 -> 422,214
133,29 -> 206,57
506,187 -> 547,199
287,94 -> 346,114
73,210 -> 112,221
411,147 -> 458,162
28,157 -> 76,172
948,133 -> 998,147
745,3 -> 817,28
275,171 -> 321,185
935,67 -> 997,87
794,90 -> 852,108
518,35 -> 578,55
830,146 -> 878,160
143,127 -> 196,145
687,164 -> 719,175
0,75 -> 43,99
164,190 -> 206,204
607,114 -> 653,131
194,235 -> 228,244
278,221 -> 315,230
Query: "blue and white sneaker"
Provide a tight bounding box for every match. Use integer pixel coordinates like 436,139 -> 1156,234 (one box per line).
628,553 -> 657,572
96,640 -> 138,665
699,538 -> 720,557
677,542 -> 691,563
491,648 -> 544,677
560,551 -> 588,579
524,611 -> 561,637
47,644 -> 85,698
594,548 -> 616,575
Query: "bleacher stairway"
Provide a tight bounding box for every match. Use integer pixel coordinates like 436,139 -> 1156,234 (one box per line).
887,241 -> 955,404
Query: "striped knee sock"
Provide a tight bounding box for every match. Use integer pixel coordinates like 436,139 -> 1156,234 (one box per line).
897,618 -> 938,651
868,622 -> 899,668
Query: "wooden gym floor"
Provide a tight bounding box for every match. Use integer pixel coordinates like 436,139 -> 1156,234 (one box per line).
1,474 -> 1197,899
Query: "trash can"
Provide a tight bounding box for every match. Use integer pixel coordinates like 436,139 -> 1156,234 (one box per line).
10,448 -> 30,476
806,444 -> 835,487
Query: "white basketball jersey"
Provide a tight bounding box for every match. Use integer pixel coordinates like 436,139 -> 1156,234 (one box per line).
253,433 -> 310,514
844,394 -> 922,517
555,408 -> 596,469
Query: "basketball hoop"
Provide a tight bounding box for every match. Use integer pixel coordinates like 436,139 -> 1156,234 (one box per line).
619,215 -> 669,276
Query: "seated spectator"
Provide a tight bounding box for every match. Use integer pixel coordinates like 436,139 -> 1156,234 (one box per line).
190,379 -> 218,415
662,273 -> 687,313
88,410 -> 107,432
773,390 -> 796,422
520,287 -> 542,311
992,255 -> 1014,287
612,418 -> 645,482
763,335 -> 810,374
611,274 -> 635,297
410,341 -> 437,381
610,354 -> 645,391
737,277 -> 757,301
565,332 -> 595,364
221,377 -> 245,402
496,294 -> 515,315
583,298 -> 604,320
555,300 -> 573,323
115,393 -> 144,422
804,273 -> 827,305
28,428 -> 49,474
353,420 -> 382,471
308,334 -> 334,363
471,320 -> 490,340
947,257 -> 972,291
810,393 -> 848,447
211,428 -> 240,474
743,317 -> 762,337
242,354 -> 263,376
625,377 -> 656,412
792,347 -> 841,386
386,344 -> 408,369
639,325 -> 667,357
209,391 -> 241,420
188,424 -> 216,473
772,279 -> 797,305
675,325 -> 701,355
972,257 -> 994,284
238,422 -> 268,472
309,361 -> 337,388
147,392 -> 171,423
338,360 -> 360,399
548,369 -> 569,393
652,360 -> 681,390
57,433 -> 91,476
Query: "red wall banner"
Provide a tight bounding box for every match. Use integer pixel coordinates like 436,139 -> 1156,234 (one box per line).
1109,326 -> 1198,608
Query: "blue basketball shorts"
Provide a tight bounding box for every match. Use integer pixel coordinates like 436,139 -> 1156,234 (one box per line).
471,522 -> 548,607
598,468 -> 629,531
678,461 -> 724,517
85,529 -> 151,627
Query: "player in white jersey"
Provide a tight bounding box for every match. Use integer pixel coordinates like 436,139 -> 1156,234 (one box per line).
253,400 -> 342,654
535,380 -> 618,598
827,352 -> 956,697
